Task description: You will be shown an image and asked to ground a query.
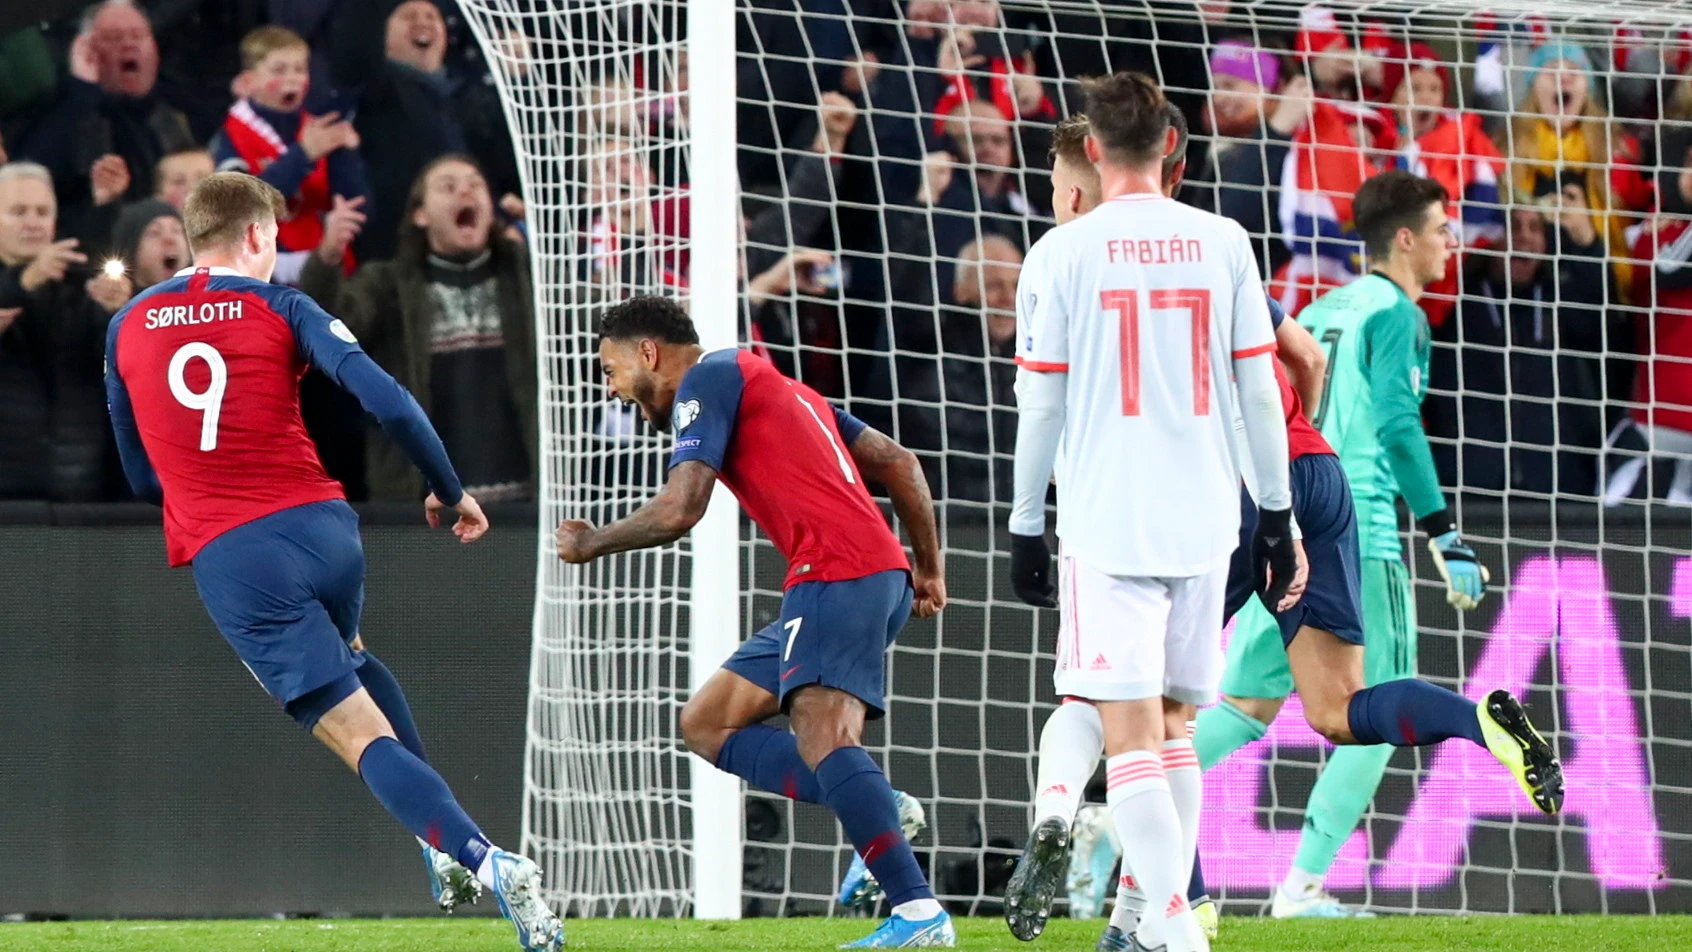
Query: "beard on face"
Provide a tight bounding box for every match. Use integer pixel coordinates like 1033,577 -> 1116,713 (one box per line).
632,374 -> 669,430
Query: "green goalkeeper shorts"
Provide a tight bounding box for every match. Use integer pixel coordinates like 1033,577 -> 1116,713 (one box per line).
1218,558 -> 1418,700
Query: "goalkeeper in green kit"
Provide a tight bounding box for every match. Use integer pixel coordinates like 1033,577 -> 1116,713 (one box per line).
1190,170 -> 1565,920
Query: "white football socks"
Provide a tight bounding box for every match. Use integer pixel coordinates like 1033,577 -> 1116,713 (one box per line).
1032,700 -> 1105,827
1281,864 -> 1325,899
892,898 -> 944,920
1106,751 -> 1205,952
476,850 -> 501,889
1109,871 -> 1144,934
1163,738 -> 1202,889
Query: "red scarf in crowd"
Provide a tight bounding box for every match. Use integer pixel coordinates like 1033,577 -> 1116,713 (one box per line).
1403,110 -> 1506,328
931,56 -> 1055,134
1630,218 -> 1692,432
221,99 -> 351,271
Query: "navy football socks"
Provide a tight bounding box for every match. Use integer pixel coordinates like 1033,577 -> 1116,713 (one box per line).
1346,678 -> 1485,747
715,724 -> 823,803
813,746 -> 932,907
356,653 -> 427,761
358,736 -> 492,871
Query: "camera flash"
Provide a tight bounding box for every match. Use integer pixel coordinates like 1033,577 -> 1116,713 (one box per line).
103,259 -> 126,278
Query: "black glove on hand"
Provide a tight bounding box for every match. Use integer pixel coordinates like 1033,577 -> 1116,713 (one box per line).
1252,507 -> 1298,608
1009,531 -> 1058,608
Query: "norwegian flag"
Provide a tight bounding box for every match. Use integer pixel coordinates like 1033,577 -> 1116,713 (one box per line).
1269,99 -> 1392,315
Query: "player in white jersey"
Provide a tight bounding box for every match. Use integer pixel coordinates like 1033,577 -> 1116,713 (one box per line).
1005,73 -> 1300,952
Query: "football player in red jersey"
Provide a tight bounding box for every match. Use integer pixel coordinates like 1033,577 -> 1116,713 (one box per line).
105,172 -> 562,952
555,296 -> 954,948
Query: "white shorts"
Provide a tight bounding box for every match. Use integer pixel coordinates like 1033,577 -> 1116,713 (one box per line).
1053,553 -> 1228,705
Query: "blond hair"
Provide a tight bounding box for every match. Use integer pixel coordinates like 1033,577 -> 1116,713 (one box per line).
239,25 -> 308,71
1049,113 -> 1091,169
182,172 -> 285,254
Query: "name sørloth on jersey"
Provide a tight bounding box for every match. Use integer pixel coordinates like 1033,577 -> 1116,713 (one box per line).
142,300 -> 248,329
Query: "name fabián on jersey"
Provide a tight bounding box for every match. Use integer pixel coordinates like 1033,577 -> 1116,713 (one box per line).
1105,236 -> 1205,265
144,300 -> 247,329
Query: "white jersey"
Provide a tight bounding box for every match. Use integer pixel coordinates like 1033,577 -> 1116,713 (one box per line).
1013,193 -> 1277,576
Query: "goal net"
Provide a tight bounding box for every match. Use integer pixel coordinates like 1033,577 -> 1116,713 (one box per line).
463,0 -> 1692,919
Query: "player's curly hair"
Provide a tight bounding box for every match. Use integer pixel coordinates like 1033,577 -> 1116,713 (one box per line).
597,294 -> 700,346
1353,170 -> 1450,261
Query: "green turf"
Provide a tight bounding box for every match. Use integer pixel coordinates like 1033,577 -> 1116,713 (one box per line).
2,915 -> 1686,952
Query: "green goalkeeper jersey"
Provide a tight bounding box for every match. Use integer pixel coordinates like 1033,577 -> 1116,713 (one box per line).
1298,274 -> 1446,561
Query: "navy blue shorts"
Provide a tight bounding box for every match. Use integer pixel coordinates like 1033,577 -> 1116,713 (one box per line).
192,500 -> 368,728
1224,453 -> 1364,646
723,569 -> 913,719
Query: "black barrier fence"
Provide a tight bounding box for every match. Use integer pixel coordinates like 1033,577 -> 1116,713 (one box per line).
1,501 -> 1689,917
0,502 -> 534,919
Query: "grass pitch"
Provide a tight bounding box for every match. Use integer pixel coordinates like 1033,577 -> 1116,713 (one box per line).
2,915 -> 1685,952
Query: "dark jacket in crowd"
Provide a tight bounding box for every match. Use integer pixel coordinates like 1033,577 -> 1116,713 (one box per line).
891,304 -> 1016,504
298,235 -> 536,500
1429,232 -> 1617,497
0,266 -> 122,501
15,76 -> 196,208
745,152 -> 851,396
351,62 -> 519,262
1187,128 -> 1294,278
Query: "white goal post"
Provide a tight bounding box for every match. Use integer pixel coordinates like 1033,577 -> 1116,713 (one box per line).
460,0 -> 1692,919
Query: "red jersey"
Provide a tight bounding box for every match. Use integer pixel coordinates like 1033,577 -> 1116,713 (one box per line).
668,350 -> 909,588
1630,219 -> 1692,432
1267,295 -> 1334,459
107,267 -> 350,565
1279,359 -> 1334,460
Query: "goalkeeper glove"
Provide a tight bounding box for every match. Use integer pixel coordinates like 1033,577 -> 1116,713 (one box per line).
1009,532 -> 1058,608
1251,507 -> 1299,609
1420,511 -> 1491,610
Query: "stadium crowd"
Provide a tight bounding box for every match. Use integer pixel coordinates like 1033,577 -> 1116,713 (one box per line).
1,0 -> 1691,507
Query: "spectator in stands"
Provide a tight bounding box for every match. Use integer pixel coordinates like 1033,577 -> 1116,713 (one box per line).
14,1 -> 194,211
896,100 -> 1028,313
1505,41 -> 1651,301
211,26 -> 372,286
302,155 -> 536,503
0,162 -> 130,501
741,92 -> 862,375
143,0 -> 268,143
58,150 -> 133,259
351,0 -> 520,262
745,247 -> 843,391
887,228 -> 1021,502
939,100 -> 1032,220
1187,41 -> 1308,277
581,135 -> 687,288
1296,5 -> 1385,102
1271,97 -> 1394,316
1430,199 -> 1614,497
110,199 -> 186,291
933,235 -> 1021,502
928,9 -> 1057,206
1381,41 -> 1506,328
1605,144 -> 1692,505
154,148 -> 214,210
